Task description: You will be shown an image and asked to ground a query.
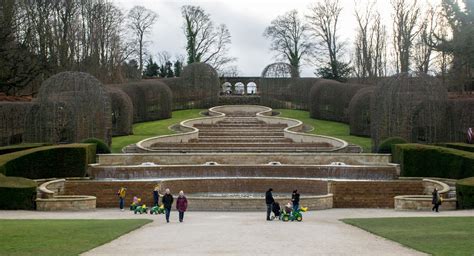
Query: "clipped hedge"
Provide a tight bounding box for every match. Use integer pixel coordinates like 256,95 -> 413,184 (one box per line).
392,144 -> 474,179
0,144 -> 96,179
0,143 -> 50,155
0,174 -> 37,210
81,138 -> 110,154
456,177 -> 474,209
378,137 -> 407,153
437,143 -> 474,153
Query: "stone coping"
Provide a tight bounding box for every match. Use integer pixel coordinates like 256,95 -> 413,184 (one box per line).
38,178 -> 65,198
36,195 -> 97,201
422,178 -> 450,194
135,105 -> 348,152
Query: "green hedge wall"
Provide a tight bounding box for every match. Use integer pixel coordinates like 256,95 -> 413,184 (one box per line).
0,143 -> 50,155
0,174 -> 37,210
392,144 -> 474,179
0,144 -> 96,179
456,177 -> 474,209
436,143 -> 474,153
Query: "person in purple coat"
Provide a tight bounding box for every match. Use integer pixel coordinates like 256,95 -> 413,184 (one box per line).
176,190 -> 188,222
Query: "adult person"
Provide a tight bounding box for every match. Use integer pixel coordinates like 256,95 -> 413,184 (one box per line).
117,187 -> 127,211
176,190 -> 188,222
265,188 -> 275,221
162,188 -> 174,223
153,184 -> 160,206
432,188 -> 441,212
291,189 -> 300,212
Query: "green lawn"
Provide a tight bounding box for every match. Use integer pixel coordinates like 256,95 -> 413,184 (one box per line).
342,217 -> 474,256
111,109 -> 204,152
276,109 -> 372,152
0,219 -> 152,255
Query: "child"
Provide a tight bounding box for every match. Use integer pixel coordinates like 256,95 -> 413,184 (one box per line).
284,202 -> 292,214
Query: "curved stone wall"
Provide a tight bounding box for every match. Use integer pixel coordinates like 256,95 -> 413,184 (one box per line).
136,105 -> 348,152
36,178 -> 96,211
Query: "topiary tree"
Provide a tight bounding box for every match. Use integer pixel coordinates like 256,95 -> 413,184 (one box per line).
81,138 -> 111,154
115,80 -> 172,122
24,72 -> 112,146
105,87 -> 133,136
0,102 -> 33,146
446,97 -> 474,143
377,137 -> 407,154
348,87 -> 374,137
371,73 -> 448,151
309,79 -> 367,123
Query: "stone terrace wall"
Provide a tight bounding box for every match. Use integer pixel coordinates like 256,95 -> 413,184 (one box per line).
65,178 -> 329,208
88,165 -> 399,180
97,153 -> 392,166
330,180 -> 424,208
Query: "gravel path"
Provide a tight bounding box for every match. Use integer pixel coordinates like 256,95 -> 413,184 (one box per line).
1,208 -> 473,256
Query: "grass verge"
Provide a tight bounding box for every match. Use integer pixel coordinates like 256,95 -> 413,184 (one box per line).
0,219 -> 152,255
276,109 -> 372,152
342,217 -> 474,256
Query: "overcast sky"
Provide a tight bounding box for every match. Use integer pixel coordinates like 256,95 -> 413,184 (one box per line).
113,0 -> 437,77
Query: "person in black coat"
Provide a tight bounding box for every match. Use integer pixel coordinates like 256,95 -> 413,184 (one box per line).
162,188 -> 174,223
265,188 -> 275,221
432,188 -> 441,212
291,189 -> 300,212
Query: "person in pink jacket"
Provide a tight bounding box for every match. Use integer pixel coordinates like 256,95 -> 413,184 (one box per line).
176,190 -> 188,222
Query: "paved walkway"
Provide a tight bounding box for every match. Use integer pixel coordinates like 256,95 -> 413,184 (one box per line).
1,209 -> 473,256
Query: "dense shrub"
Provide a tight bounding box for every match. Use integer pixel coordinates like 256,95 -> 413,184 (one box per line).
436,143 -> 474,153
0,174 -> 37,210
392,144 -> 474,179
0,143 -> 50,155
456,177 -> 474,209
377,137 -> 407,153
81,138 -> 110,154
0,144 -> 96,179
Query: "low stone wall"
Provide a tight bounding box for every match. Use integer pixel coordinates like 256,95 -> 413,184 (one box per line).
64,178 -> 427,209
36,178 -> 96,211
185,194 -> 333,211
394,195 -> 457,211
64,178 -> 329,208
36,196 -> 96,211
88,165 -> 399,180
329,180 -> 425,208
97,153 -> 393,166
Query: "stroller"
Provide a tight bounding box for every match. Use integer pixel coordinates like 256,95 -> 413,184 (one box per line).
270,202 -> 281,220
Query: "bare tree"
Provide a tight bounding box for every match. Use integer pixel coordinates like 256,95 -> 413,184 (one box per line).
127,5 -> 158,75
354,1 -> 387,79
391,0 -> 420,73
181,5 -> 235,71
413,9 -> 434,74
263,10 -> 313,78
307,0 -> 350,80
